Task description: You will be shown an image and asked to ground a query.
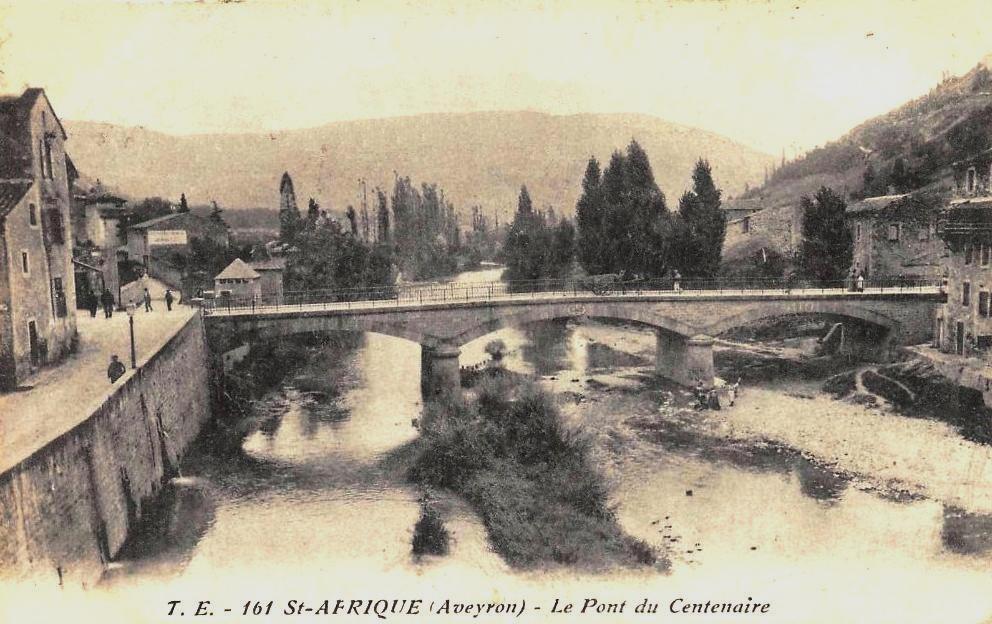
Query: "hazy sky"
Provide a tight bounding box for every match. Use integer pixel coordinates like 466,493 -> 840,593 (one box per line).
1,0 -> 990,156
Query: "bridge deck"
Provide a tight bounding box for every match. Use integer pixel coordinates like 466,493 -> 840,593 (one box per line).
204,285 -> 944,319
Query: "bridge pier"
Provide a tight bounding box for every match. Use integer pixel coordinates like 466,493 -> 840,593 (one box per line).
656,331 -> 715,387
420,343 -> 462,403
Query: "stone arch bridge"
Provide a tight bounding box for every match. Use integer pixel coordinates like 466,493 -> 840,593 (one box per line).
203,288 -> 943,401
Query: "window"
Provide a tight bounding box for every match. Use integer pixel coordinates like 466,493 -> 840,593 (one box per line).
966,245 -> 974,265
856,223 -> 862,240
43,137 -> 53,180
963,281 -> 971,307
27,203 -> 38,227
967,167 -> 978,193
980,291 -> 990,317
20,251 -> 28,274
741,217 -> 750,234
47,209 -> 64,244
984,244 -> 991,266
887,223 -> 900,241
52,278 -> 67,318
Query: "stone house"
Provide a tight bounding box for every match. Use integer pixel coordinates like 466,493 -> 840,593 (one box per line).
722,203 -> 803,259
846,193 -> 946,281
0,88 -> 78,390
214,258 -> 261,300
70,190 -> 127,305
934,154 -> 992,355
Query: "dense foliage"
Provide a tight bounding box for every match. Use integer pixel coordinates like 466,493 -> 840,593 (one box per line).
502,186 -> 576,284
574,142 -> 726,279
796,187 -> 853,283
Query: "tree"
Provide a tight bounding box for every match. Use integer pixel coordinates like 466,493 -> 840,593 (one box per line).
503,185 -> 545,283
209,200 -> 225,226
279,172 -> 302,242
675,159 -> 725,277
575,157 -> 604,273
345,205 -> 358,236
178,193 -> 190,213
307,198 -> 320,227
574,141 -> 671,278
797,187 -> 853,283
376,188 -> 390,243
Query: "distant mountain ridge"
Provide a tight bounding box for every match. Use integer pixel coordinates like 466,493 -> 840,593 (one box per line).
64,111 -> 771,222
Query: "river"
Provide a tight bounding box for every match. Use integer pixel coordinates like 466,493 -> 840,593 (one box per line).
95,266 -> 992,623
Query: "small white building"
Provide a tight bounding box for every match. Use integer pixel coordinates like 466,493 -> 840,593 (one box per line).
214,258 -> 261,299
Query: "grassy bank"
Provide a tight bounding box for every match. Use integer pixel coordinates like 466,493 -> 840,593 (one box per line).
409,373 -> 663,570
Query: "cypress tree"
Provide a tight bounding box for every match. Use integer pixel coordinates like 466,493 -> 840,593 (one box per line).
797,187 -> 853,284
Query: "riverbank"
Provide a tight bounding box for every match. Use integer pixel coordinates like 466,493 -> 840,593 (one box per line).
410,371 -> 664,571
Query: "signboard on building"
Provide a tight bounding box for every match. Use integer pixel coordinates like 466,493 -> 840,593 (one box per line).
147,230 -> 188,246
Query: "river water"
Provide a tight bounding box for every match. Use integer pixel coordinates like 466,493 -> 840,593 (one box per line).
97,266 -> 992,623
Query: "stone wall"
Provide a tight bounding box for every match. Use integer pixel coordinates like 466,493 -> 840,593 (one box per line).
723,204 -> 803,258
850,213 -> 945,280
0,313 -> 212,588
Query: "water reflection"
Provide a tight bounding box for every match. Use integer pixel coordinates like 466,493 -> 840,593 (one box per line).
794,456 -> 849,504
942,505 -> 992,555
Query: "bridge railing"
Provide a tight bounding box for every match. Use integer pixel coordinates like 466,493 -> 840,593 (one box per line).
199,276 -> 943,315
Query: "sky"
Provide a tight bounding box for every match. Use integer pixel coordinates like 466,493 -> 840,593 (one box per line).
1,0 -> 990,157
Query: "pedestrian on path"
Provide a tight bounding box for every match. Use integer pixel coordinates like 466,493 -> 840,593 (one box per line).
107,355 -> 126,383
100,288 -> 115,318
143,288 -> 153,312
856,272 -> 865,292
165,289 -> 174,311
87,291 -> 98,318
673,270 -> 682,294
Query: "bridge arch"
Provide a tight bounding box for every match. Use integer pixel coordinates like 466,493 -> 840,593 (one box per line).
445,301 -> 697,348
700,300 -> 902,338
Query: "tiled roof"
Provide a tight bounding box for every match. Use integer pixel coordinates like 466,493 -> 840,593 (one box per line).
128,213 -> 182,230
0,180 -> 33,219
215,258 -> 260,280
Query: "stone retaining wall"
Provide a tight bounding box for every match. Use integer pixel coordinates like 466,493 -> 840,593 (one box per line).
0,313 -> 211,588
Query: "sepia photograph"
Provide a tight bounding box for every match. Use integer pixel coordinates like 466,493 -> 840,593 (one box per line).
1,0 -> 991,622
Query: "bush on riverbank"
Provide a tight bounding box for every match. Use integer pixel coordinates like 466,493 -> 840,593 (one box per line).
410,373 -> 662,569
412,494 -> 450,557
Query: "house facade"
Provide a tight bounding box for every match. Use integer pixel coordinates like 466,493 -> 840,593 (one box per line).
71,190 -> 127,305
935,156 -> 992,355
0,89 -> 77,390
846,193 -> 946,281
214,258 -> 261,300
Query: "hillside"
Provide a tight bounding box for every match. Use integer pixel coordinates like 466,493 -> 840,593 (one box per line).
64,111 -> 770,223
742,55 -> 992,209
